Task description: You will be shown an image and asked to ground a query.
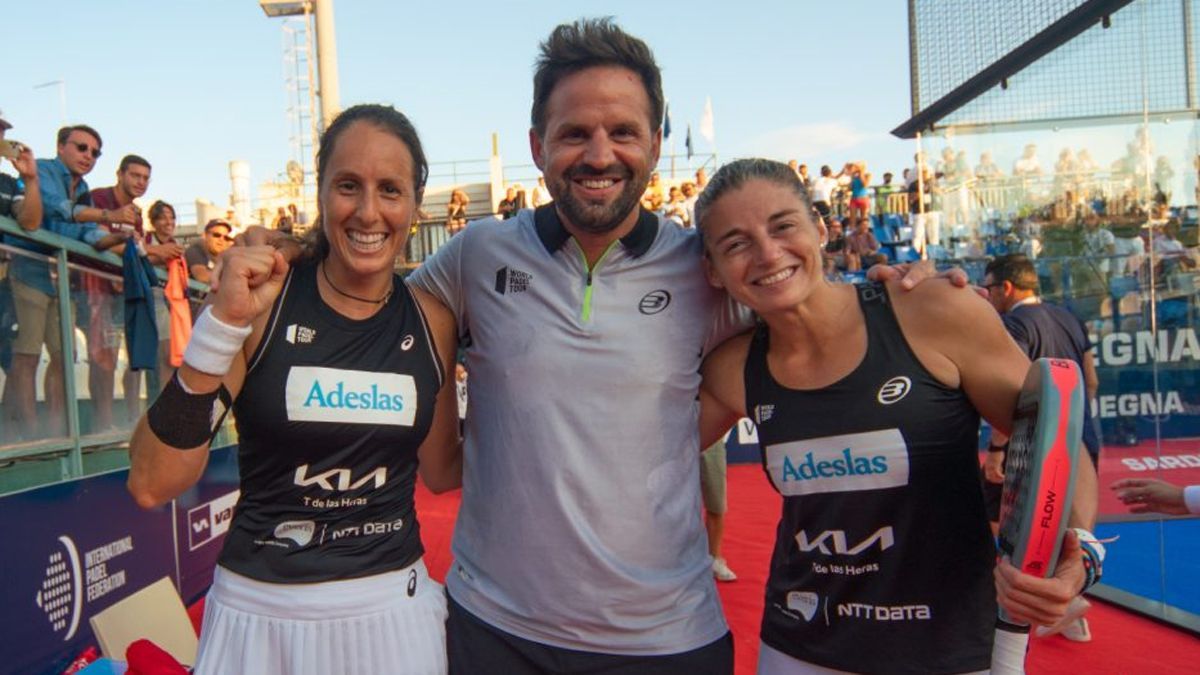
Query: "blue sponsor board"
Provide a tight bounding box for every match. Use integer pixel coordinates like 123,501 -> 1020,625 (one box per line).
0,470 -> 175,674
0,446 -> 239,674
174,446 -> 240,605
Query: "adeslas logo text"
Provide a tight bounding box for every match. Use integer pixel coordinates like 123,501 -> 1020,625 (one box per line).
781,448 -> 888,482
304,380 -> 405,412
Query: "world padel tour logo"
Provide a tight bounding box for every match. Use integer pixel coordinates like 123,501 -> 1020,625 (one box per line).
765,429 -> 909,496
285,366 -> 417,426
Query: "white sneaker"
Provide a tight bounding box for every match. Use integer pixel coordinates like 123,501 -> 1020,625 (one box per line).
712,557 -> 737,582
1035,597 -> 1092,642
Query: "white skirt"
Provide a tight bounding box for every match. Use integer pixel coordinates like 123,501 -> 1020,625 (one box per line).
195,560 -> 447,675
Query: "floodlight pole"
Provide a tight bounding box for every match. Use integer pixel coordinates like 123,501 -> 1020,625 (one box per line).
261,0 -> 340,131
313,0 -> 341,128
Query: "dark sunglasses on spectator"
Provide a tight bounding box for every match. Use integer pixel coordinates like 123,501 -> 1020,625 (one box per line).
208,232 -> 235,242
71,141 -> 102,159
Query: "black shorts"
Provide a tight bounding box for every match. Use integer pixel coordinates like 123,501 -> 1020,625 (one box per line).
446,594 -> 734,675
813,201 -> 832,217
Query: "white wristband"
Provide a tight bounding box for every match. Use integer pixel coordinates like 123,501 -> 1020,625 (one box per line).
183,306 -> 252,376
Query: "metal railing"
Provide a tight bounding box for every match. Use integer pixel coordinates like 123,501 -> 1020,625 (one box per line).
0,215 -> 216,494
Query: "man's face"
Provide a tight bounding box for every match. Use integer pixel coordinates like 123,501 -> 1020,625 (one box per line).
204,225 -> 233,256
982,273 -> 1008,313
59,130 -> 101,177
118,163 -> 151,199
530,65 -> 661,236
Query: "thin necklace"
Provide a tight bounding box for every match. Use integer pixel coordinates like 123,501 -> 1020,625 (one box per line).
321,262 -> 393,305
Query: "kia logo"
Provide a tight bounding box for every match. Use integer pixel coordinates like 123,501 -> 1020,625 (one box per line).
639,290 -> 671,315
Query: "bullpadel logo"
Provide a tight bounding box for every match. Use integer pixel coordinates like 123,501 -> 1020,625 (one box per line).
765,429 -> 909,496
285,367 -> 417,426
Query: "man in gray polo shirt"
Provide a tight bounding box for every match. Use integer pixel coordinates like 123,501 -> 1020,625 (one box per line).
409,19 -> 740,672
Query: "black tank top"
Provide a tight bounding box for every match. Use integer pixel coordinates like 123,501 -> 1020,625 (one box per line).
746,283 -> 995,674
219,260 -> 443,583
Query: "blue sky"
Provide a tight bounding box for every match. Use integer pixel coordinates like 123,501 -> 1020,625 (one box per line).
4,1 -> 916,217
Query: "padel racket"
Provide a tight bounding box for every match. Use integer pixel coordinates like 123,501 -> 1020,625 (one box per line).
991,358 -> 1084,674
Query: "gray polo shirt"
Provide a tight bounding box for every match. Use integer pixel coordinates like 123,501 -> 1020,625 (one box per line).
410,206 -> 744,654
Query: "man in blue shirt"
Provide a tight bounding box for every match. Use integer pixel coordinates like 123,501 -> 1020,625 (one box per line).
4,124 -> 130,439
982,253 -> 1100,643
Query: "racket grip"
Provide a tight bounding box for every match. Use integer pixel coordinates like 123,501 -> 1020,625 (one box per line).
992,622 -> 1030,674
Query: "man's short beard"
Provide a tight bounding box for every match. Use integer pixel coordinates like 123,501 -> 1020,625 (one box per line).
550,166 -> 646,235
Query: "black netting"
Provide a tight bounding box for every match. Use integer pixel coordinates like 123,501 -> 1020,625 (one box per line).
912,0 -> 1088,111
938,0 -> 1188,128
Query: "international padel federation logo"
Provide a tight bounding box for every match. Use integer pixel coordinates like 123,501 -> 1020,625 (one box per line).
36,535 -> 83,640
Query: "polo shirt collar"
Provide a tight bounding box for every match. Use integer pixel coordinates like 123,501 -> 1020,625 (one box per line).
534,204 -> 658,259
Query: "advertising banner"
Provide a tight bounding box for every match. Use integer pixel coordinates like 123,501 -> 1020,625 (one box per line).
0,446 -> 240,674
0,470 -> 176,674
173,447 -> 240,604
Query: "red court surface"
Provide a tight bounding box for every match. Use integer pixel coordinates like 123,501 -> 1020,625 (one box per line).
414,464 -> 1198,675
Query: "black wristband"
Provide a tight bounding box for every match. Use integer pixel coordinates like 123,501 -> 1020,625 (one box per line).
987,443 -> 1007,453
147,372 -> 232,449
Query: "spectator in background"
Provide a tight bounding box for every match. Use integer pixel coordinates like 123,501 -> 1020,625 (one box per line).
664,185 -> 689,227
185,218 -> 233,284
797,163 -> 811,191
823,216 -> 848,277
497,186 -> 521,220
810,165 -> 838,218
86,154 -> 153,431
137,200 -> 185,402
695,166 -> 708,190
512,182 -> 528,210
446,188 -> 469,234
975,151 -> 1003,182
641,171 -> 665,211
272,205 -> 294,234
1081,209 -> 1116,278
0,112 -> 42,232
847,161 -> 872,221
531,176 -> 552,207
1152,218 -> 1197,278
701,437 -> 736,582
875,171 -> 899,214
681,181 -> 699,227
1013,144 -> 1044,177
845,216 -> 884,271
5,124 -> 130,439
0,113 -> 43,440
908,166 -> 938,256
